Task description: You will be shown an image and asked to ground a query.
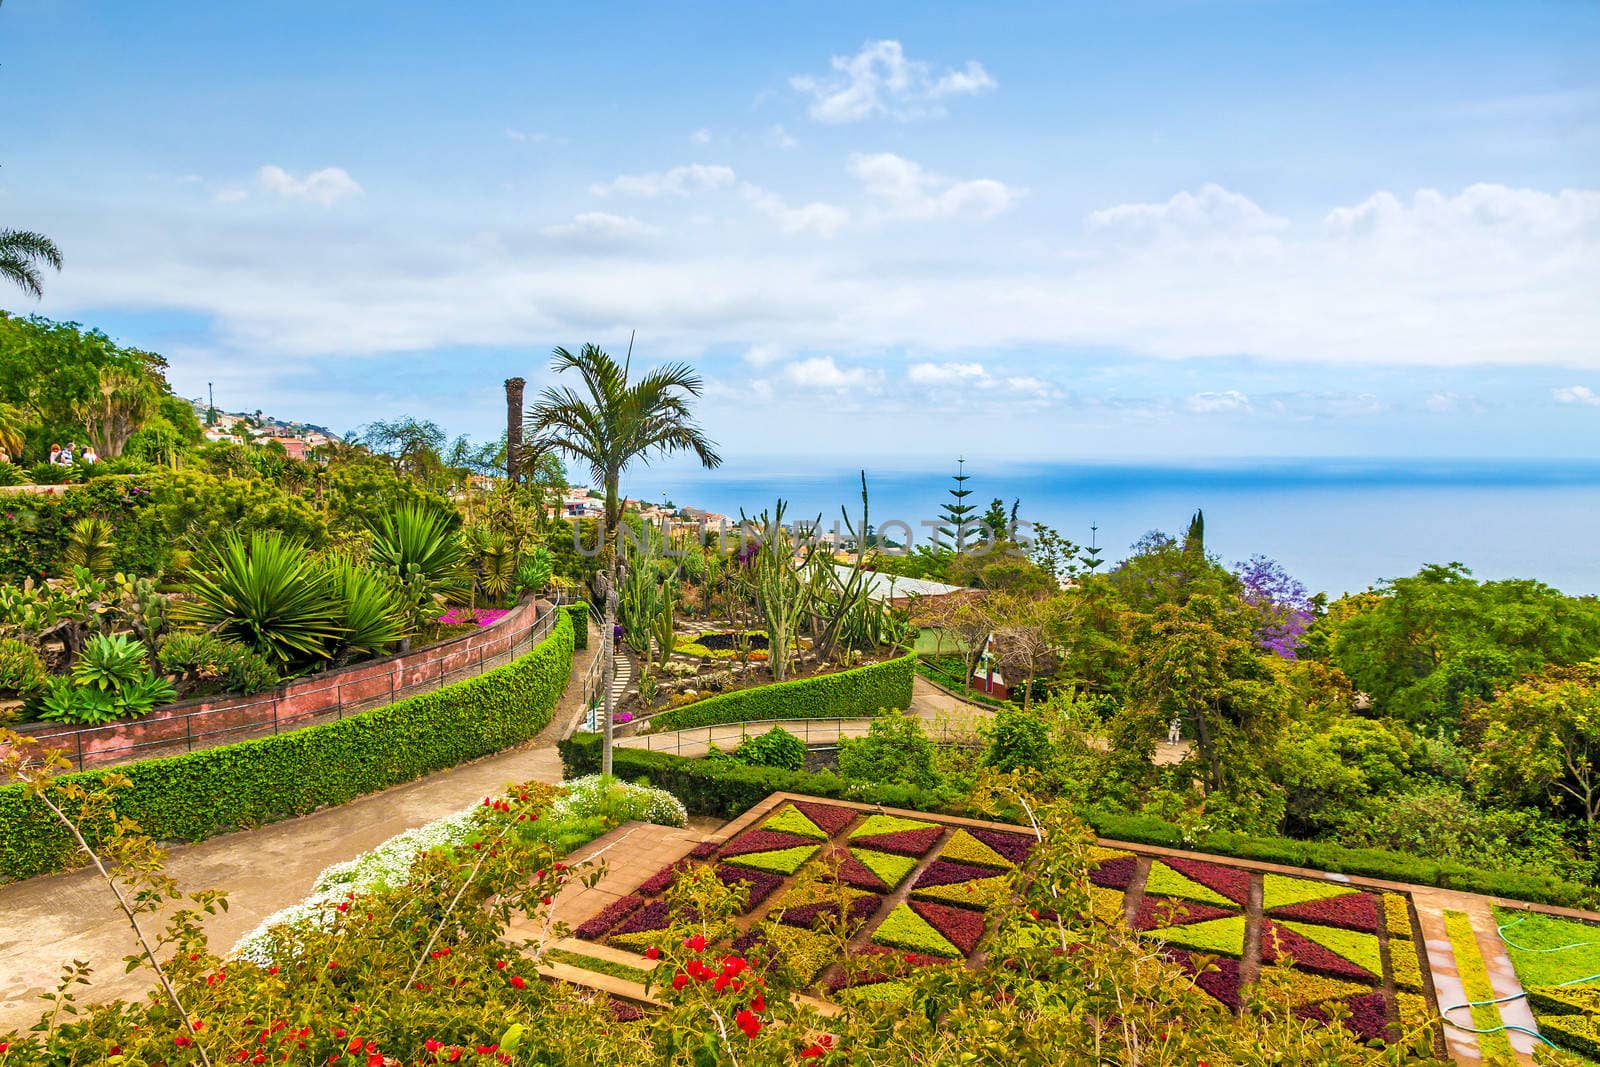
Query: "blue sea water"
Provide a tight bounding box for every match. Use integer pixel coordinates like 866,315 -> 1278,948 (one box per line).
626,459 -> 1600,598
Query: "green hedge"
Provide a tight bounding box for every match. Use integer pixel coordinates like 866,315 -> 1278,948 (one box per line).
0,612 -> 576,883
646,652 -> 915,733
556,736 -> 1597,909
562,602 -> 589,650
557,732 -> 953,820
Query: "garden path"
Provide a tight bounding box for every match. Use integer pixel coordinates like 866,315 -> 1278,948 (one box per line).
0,622 -> 604,1032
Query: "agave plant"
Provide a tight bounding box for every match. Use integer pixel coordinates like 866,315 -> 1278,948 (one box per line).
172,531 -> 345,667
62,517 -> 116,577
72,633 -> 149,691
369,505 -> 471,630
323,555 -> 412,662
465,527 -> 517,603
515,545 -> 553,597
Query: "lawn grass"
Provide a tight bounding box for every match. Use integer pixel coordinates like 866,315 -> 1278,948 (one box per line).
545,948 -> 652,984
1492,906 -> 1600,989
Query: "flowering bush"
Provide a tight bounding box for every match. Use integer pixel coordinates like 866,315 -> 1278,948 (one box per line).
550,774 -> 687,828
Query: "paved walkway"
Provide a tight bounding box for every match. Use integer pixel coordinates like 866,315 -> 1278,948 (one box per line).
0,625 -> 601,1032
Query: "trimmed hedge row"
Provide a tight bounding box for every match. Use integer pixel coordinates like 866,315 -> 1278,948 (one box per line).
646,652 -> 915,733
557,732 -> 953,819
0,611 -> 576,883
562,602 -> 589,649
557,735 -> 1599,909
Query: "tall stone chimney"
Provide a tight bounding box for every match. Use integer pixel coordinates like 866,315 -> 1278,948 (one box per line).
504,377 -> 526,484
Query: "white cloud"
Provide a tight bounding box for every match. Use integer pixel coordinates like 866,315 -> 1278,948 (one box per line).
540,212 -> 659,242
849,153 -> 1020,221
1185,390 -> 1252,414
1554,385 -> 1600,407
691,128 -> 712,145
257,165 -> 364,207
782,356 -> 880,390
740,183 -> 848,237
767,124 -> 798,150
791,40 -> 996,124
505,128 -> 548,143
1089,183 -> 1286,237
742,344 -> 784,367
908,361 -> 987,384
590,164 -> 736,198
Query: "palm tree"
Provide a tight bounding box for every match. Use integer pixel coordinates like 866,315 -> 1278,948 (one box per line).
525,342 -> 721,774
0,229 -> 63,299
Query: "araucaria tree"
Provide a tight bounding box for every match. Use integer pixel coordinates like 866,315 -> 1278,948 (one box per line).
524,342 -> 721,774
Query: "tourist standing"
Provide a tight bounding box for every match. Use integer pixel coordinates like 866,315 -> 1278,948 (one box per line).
48,444 -> 64,465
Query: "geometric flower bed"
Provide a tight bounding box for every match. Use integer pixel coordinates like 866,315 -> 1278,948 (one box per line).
567,796 -> 1439,1051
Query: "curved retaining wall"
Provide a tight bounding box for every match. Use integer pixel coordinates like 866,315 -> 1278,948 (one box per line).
15,597 -> 556,770
643,652 -> 916,733
0,610 -> 577,883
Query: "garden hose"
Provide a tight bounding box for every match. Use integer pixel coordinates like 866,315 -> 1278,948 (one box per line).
1436,915 -> 1600,1049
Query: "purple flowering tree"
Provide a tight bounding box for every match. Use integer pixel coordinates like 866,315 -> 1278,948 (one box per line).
1235,554 -> 1312,659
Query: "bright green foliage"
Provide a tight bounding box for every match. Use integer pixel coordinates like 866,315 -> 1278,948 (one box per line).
1472,661 -> 1600,844
1492,907 -> 1600,989
60,517 -> 115,576
735,726 -> 807,772
723,845 -> 819,875
515,545 -> 553,596
322,555 -> 411,661
914,875 -> 1011,910
543,948 -> 651,985
0,638 -> 47,698
871,902 -> 961,958
853,847 -> 918,890
1142,862 -> 1236,908
1260,874 -> 1358,911
1147,914 -> 1247,956
1277,921 -> 1382,977
71,633 -> 147,691
369,504 -> 471,631
172,531 -> 345,667
0,610 -> 574,880
763,924 -> 837,985
941,828 -> 1014,869
837,709 -> 940,790
850,814 -> 938,838
157,632 -> 279,696
762,805 -> 828,840
983,704 -> 1053,772
647,651 -> 914,732
1444,909 -> 1515,1062
563,602 -> 589,649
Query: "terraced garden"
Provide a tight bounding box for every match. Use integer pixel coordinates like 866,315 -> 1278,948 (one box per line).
563,797 -> 1442,1051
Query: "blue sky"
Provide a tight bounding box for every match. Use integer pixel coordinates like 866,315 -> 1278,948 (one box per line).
2,0 -> 1598,464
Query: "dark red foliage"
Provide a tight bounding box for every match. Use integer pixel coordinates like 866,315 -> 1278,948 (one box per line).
834,854 -> 889,892
777,894 -> 881,931
731,929 -> 765,954
636,861 -> 688,897
1133,896 -> 1236,932
1341,991 -> 1391,1044
1162,948 -> 1243,1010
575,894 -> 645,940
687,840 -> 719,861
793,801 -> 859,836
715,865 -> 784,910
1259,920 -> 1378,982
966,827 -> 1036,864
1162,856 -> 1251,905
909,899 -> 987,955
1267,891 -> 1380,933
612,898 -> 674,936
1089,856 -> 1138,891
718,828 -> 816,859
851,827 -> 943,857
912,859 -> 996,891
608,1000 -> 646,1023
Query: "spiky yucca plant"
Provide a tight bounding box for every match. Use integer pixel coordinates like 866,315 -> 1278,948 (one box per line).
173,532 -> 345,667
324,556 -> 412,662
62,517 -> 117,577
369,505 -> 471,634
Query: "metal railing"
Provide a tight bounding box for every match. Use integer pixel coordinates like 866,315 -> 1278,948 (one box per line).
26,600 -> 567,772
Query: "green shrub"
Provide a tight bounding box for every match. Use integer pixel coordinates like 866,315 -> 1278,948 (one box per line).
838,710 -> 940,789
983,704 -> 1053,772
647,651 -> 914,732
0,638 -> 47,699
733,725 -> 806,771
157,632 -> 280,696
0,611 -> 575,882
563,601 -> 589,649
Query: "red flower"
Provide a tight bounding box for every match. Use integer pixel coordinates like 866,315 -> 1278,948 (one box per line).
751,994 -> 765,1012
447,1049 -> 463,1063
800,1046 -> 825,1059
734,1008 -> 762,1039
335,1028 -> 347,1039
475,1045 -> 497,1055
671,972 -> 688,991
367,1055 -> 384,1067
644,946 -> 661,960
337,902 -> 350,912
268,966 -> 278,975
684,934 -> 708,952
174,1035 -> 192,1047
509,975 -> 527,989
495,959 -> 507,969
426,1038 -> 443,1052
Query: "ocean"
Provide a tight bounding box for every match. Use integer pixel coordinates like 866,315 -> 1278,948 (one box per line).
625,458 -> 1600,598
